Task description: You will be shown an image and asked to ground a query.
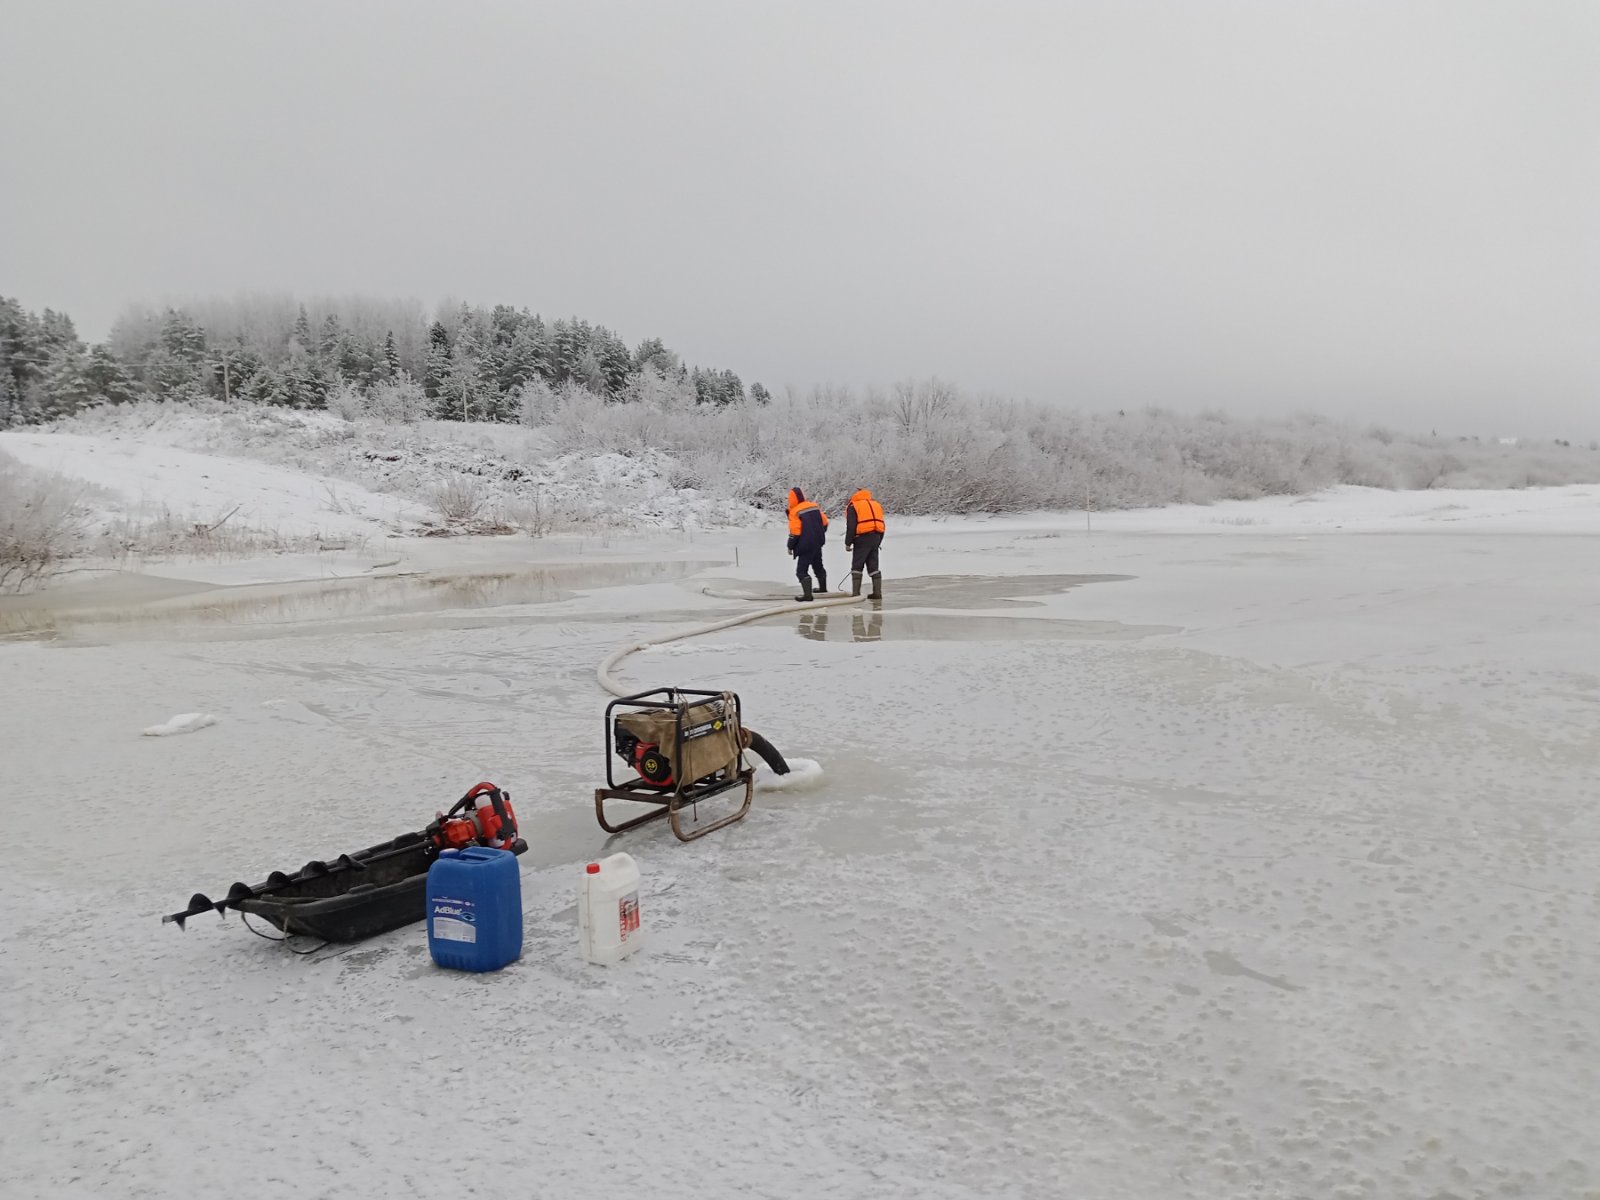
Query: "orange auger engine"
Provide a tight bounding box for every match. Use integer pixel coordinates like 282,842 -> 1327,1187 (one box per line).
426,782 -> 520,853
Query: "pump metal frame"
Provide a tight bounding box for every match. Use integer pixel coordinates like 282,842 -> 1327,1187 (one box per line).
595,687 -> 753,842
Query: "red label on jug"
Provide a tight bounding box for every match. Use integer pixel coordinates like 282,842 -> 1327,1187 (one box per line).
619,892 -> 640,940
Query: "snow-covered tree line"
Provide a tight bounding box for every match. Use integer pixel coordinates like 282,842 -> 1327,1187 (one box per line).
0,294 -> 757,428
0,299 -> 141,425
516,379 -> 1600,513
42,377 -> 1600,526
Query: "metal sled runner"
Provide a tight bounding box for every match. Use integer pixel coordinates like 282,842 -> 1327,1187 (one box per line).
596,688 -> 755,842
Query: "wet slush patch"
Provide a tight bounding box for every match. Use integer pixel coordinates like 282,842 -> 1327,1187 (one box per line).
0,559 -> 724,641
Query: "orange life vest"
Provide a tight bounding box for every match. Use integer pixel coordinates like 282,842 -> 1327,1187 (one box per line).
787,489 -> 828,537
849,490 -> 885,535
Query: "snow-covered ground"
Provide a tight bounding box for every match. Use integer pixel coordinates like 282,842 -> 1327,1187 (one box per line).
1,429 -> 429,541
1,404 -> 762,549
2,476 -> 1598,1198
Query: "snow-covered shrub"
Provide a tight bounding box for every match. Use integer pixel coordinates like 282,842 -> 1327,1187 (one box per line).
516,377 -> 562,428
365,376 -> 430,424
501,489 -> 553,537
624,363 -> 698,410
95,506 -> 360,561
429,476 -> 488,524
325,380 -> 366,421
0,452 -> 88,590
325,375 -> 429,424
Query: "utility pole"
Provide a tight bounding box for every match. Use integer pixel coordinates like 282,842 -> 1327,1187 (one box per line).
221,355 -> 231,404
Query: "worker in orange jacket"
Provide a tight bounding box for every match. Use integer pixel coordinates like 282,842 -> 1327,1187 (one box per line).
844,487 -> 886,599
786,487 -> 829,602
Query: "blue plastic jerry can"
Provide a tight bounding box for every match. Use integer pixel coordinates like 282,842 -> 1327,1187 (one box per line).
426,846 -> 523,972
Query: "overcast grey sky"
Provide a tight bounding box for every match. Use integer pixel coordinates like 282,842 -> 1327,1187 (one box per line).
2,1 -> 1596,436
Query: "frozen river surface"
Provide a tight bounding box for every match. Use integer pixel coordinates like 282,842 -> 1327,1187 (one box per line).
2,505 -> 1598,1199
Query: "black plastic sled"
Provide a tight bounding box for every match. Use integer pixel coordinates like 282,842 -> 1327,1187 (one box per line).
162,830 -> 528,944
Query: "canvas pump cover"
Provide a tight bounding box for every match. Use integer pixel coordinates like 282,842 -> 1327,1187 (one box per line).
615,694 -> 742,786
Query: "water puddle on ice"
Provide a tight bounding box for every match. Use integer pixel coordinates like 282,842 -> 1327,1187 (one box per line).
700,572 -> 1133,610
0,559 -> 722,641
1202,950 -> 1301,991
697,573 -> 1172,643
793,608 -> 1176,643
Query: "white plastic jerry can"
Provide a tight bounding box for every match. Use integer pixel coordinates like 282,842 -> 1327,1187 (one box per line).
578,852 -> 643,965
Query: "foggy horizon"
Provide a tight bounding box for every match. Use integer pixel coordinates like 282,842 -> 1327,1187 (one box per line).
3,0 -> 1596,439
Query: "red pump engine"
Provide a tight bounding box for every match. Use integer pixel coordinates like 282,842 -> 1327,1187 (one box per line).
426,782 -> 519,853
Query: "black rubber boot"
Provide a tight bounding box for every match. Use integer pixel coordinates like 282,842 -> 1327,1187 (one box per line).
868,573 -> 882,600
795,576 -> 814,602
816,568 -> 828,593
851,572 -> 862,597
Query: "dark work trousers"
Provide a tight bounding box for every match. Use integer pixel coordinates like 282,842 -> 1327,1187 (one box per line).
849,532 -> 883,575
795,546 -> 825,585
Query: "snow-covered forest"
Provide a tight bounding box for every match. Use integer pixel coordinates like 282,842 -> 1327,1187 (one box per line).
1,293 -> 756,426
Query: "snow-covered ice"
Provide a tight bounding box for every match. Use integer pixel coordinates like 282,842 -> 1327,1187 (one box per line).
139,712 -> 218,737
754,756 -> 825,792
2,485 -> 1597,1199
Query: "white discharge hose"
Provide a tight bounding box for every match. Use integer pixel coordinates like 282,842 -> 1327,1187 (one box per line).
597,591 -> 863,697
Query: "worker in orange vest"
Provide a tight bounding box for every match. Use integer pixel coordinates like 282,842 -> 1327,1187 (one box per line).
786,486 -> 829,602
844,487 -> 886,599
